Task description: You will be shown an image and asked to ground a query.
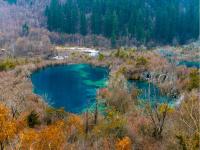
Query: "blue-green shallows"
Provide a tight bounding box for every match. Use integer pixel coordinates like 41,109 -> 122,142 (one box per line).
128,80 -> 174,106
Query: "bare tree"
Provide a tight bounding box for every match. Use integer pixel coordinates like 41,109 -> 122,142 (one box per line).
145,76 -> 173,139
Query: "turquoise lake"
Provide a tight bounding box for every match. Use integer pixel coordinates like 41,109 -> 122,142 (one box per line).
129,80 -> 174,106
31,64 -> 109,113
31,64 -> 174,114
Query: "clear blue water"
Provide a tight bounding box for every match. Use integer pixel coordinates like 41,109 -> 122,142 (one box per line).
178,60 -> 200,68
31,64 -> 109,113
129,80 -> 174,106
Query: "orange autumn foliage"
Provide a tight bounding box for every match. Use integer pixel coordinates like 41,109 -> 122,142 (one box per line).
66,115 -> 84,135
19,121 -> 66,150
0,103 -> 17,147
18,129 -> 39,149
66,115 -> 82,127
19,116 -> 84,150
115,136 -> 132,150
36,120 -> 66,150
15,112 -> 29,132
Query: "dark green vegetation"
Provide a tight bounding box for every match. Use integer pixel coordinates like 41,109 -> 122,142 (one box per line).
188,69 -> 200,91
0,58 -> 28,71
5,0 -> 16,4
46,0 -> 199,45
27,111 -> 40,128
0,59 -> 16,71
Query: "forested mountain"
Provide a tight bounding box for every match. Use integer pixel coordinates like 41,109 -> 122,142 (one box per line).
45,0 -> 199,45
1,0 -> 199,48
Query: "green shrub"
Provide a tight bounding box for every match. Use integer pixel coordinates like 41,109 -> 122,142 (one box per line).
136,56 -> 148,66
176,133 -> 200,150
98,53 -> 105,61
188,70 -> 200,91
0,59 -> 16,71
117,66 -> 127,75
114,49 -> 127,58
27,111 -> 40,128
45,107 -> 67,124
93,108 -> 127,138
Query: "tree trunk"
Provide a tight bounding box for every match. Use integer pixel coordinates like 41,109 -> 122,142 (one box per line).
0,142 -> 4,150
94,99 -> 98,125
85,110 -> 89,136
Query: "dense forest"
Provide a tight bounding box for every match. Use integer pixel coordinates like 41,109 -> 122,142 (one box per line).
45,0 -> 199,46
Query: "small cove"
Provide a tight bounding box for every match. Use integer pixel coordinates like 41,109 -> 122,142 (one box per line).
129,80 -> 174,106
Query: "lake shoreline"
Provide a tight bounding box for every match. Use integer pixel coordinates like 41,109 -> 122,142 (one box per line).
0,49 -> 198,116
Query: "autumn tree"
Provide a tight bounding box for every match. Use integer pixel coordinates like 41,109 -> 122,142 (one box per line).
93,108 -> 127,139
0,103 -> 17,150
101,74 -> 133,114
19,121 -> 66,150
115,136 -> 132,150
175,91 -> 200,150
19,115 -> 84,150
66,115 -> 84,137
18,129 -> 39,150
145,103 -> 173,139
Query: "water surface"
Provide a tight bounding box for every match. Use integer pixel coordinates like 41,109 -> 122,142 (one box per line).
178,60 -> 200,68
31,64 -> 109,113
129,80 -> 174,106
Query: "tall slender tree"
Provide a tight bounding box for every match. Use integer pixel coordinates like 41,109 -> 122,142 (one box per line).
80,13 -> 87,35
